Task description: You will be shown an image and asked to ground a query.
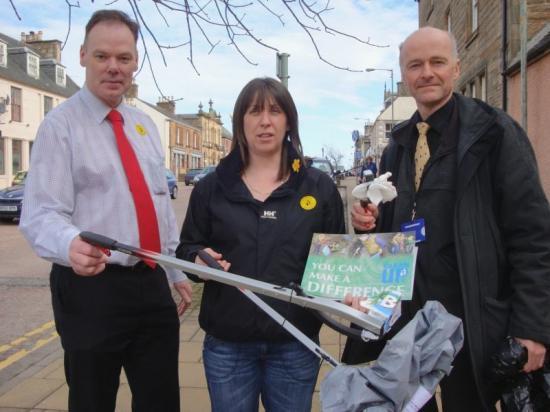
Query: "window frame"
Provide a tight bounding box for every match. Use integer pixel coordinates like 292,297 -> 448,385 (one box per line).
12,139 -> 22,173
0,136 -> 5,175
44,95 -> 53,117
55,65 -> 66,87
480,73 -> 486,102
27,53 -> 39,79
471,0 -> 479,33
0,42 -> 6,67
11,86 -> 22,122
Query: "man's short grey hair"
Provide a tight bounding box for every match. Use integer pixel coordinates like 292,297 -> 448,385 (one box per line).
398,27 -> 458,70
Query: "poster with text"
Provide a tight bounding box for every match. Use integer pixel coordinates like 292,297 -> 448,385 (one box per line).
301,232 -> 418,300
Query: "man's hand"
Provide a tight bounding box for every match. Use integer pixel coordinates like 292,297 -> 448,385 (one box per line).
515,337 -> 547,373
69,236 -> 109,276
174,281 -> 193,316
195,248 -> 231,272
350,202 -> 378,232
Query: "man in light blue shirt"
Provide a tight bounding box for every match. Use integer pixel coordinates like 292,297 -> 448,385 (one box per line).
20,9 -> 191,411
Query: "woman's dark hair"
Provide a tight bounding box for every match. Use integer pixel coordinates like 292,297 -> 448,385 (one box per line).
85,10 -> 140,44
231,77 -> 304,179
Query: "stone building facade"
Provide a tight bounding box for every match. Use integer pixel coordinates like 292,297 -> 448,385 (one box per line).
177,100 -> 225,167
0,31 -> 79,189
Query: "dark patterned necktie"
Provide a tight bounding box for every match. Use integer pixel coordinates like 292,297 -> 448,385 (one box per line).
414,121 -> 431,191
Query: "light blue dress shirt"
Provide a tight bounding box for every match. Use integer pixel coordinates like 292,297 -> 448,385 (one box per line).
20,86 -> 186,283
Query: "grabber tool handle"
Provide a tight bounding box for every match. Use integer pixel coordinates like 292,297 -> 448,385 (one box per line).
80,231 -> 118,250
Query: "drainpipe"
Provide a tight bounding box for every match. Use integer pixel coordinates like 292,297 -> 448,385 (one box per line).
520,0 -> 528,129
501,0 -> 508,111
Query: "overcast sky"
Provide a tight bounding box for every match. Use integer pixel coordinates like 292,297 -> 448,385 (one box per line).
1,0 -> 418,167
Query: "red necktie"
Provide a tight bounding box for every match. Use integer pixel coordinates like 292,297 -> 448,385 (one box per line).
107,109 -> 160,267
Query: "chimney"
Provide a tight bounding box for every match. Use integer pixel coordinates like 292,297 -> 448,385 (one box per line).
22,31 -> 62,63
157,97 -> 175,115
126,82 -> 138,99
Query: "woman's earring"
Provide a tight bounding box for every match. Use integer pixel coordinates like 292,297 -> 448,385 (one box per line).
286,132 -> 291,142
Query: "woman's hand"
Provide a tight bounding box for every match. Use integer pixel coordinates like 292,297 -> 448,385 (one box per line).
195,248 -> 232,272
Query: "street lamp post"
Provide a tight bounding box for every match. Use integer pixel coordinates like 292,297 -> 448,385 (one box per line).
365,68 -> 394,135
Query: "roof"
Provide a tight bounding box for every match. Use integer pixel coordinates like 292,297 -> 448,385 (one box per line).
376,96 -> 417,122
137,98 -> 201,132
0,32 -> 79,98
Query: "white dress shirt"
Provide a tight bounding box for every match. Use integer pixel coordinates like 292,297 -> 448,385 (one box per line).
20,86 -> 186,283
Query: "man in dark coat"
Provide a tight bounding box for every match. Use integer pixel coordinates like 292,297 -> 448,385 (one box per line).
343,26 -> 550,411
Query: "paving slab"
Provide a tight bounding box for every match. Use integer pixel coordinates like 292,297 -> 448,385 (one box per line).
0,377 -> 64,409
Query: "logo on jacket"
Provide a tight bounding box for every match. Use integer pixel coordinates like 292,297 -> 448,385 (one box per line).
261,210 -> 277,220
300,195 -> 317,211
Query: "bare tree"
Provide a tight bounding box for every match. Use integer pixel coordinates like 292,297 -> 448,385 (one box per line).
9,0 -> 387,94
324,145 -> 344,170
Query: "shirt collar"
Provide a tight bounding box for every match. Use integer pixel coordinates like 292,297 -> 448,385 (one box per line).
79,85 -> 126,125
423,95 -> 456,135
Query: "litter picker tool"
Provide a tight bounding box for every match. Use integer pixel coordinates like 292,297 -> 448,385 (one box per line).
79,232 -> 397,364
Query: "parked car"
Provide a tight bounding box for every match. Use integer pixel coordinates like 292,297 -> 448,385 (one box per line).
183,168 -> 203,186
306,157 -> 339,184
165,169 -> 178,199
12,170 -> 27,186
192,166 -> 216,184
0,180 -> 25,220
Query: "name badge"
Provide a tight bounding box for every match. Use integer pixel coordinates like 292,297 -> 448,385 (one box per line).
401,218 -> 426,243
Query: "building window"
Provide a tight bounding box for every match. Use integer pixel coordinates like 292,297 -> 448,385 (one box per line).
385,123 -> 392,139
446,8 -> 452,32
186,130 -> 190,147
480,74 -> 486,101
0,137 -> 4,175
11,87 -> 22,122
471,0 -> 479,32
176,128 -> 181,145
12,139 -> 22,173
0,42 -> 6,67
27,53 -> 39,78
44,95 -> 53,116
469,81 -> 476,98
56,66 -> 66,86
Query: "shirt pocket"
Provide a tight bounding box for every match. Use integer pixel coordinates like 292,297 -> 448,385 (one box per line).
139,155 -> 168,196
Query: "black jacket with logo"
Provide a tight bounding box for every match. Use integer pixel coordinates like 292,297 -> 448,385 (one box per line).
177,146 -> 345,342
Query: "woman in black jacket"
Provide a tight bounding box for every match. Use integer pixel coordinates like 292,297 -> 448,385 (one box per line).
177,77 -> 345,412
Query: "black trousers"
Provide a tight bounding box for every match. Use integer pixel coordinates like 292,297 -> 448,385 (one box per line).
50,263 -> 180,412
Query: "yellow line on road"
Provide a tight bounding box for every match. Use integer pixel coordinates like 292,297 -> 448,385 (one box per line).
0,321 -> 56,355
0,330 -> 58,371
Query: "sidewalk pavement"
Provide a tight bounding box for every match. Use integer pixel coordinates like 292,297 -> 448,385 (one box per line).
0,282 -> 347,411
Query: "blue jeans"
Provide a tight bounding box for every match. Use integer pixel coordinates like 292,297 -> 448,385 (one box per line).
202,334 -> 320,412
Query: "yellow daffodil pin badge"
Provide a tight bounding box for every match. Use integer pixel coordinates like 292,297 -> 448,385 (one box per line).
135,124 -> 148,136
292,159 -> 301,173
300,195 -> 317,211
